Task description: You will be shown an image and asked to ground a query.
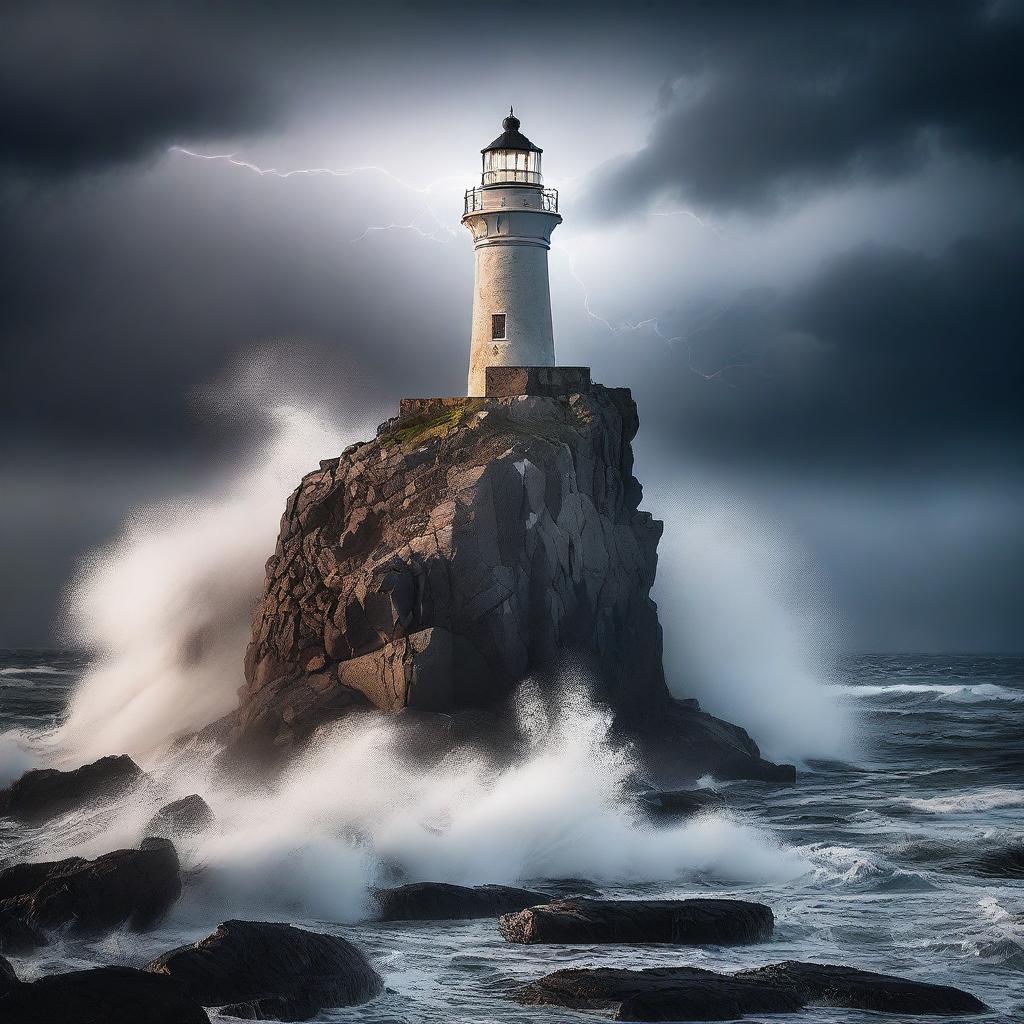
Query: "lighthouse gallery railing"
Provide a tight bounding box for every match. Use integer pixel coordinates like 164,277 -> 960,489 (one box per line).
464,187 -> 559,215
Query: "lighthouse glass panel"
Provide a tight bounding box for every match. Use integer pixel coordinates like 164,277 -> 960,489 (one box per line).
483,149 -> 542,186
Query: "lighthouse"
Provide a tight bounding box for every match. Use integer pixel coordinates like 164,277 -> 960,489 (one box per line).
463,110 -> 562,397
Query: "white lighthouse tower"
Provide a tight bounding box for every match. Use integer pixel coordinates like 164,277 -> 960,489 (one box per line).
463,110 -> 562,397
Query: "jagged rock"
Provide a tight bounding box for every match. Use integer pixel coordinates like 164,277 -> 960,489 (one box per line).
0,963 -> 209,1024
372,881 -> 549,920
636,788 -> 725,819
711,755 -> 797,785
738,961 -> 987,1015
0,754 -> 143,822
215,382 -> 779,781
0,955 -> 15,991
518,961 -> 985,1020
146,919 -> 383,1020
498,897 -> 774,945
146,794 -> 215,838
0,838 -> 180,935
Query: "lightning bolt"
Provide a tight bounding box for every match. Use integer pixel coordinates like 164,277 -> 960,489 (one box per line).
561,246 -> 756,384
170,146 -> 460,244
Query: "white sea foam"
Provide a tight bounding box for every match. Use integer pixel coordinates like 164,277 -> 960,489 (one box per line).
834,682 -> 1024,703
0,730 -> 38,787
651,488 -> 857,764
903,788 -> 1024,814
52,403 -> 365,763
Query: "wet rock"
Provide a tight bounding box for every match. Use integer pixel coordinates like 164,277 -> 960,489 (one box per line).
738,961 -> 987,1015
372,881 -> 549,921
0,954 -> 16,991
499,897 -> 774,946
712,755 -> 797,785
636,788 -> 725,819
0,963 -> 209,1024
145,794 -> 215,838
0,908 -> 46,953
518,965 -> 799,1021
146,919 -> 383,1020
518,961 -> 986,1020
0,838 -> 180,935
0,754 -> 143,822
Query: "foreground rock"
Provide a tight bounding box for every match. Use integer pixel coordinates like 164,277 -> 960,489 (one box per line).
0,961 -> 209,1024
145,794 -> 215,838
740,961 -> 987,1015
499,898 -> 774,945
518,961 -> 986,1020
373,881 -> 549,920
147,919 -> 382,1020
0,909 -> 45,953
0,754 -> 143,822
0,837 -> 180,935
213,377 -> 781,783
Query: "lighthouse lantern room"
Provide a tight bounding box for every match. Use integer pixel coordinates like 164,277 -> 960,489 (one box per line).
463,110 -> 562,396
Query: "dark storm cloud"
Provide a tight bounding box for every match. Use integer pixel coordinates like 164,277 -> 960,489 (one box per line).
0,3 -> 276,178
584,2 -> 1024,216
631,229 -> 1024,469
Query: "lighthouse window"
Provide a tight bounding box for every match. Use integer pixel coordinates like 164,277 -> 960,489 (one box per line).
491,314 -> 507,340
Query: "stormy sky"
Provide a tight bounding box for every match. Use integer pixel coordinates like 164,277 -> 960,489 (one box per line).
1,0 -> 1022,651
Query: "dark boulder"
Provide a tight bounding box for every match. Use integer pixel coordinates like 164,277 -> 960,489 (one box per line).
712,755 -> 797,785
0,964 -> 209,1024
738,961 -> 987,1015
1,837 -> 180,934
146,919 -> 382,1020
0,908 -> 46,953
637,788 -> 725,819
373,881 -> 549,920
0,955 -> 16,991
0,755 -> 143,822
517,966 -> 800,1021
518,961 -> 986,1021
499,897 -> 774,946
145,794 -> 215,838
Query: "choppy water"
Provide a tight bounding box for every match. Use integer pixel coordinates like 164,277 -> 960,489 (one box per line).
1,651 -> 1022,1022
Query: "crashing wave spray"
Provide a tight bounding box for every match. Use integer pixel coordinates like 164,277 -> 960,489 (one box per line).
53,403 -> 365,763
650,485 -> 857,763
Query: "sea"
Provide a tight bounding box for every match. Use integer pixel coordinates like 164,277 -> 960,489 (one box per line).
1,650 -> 1022,1023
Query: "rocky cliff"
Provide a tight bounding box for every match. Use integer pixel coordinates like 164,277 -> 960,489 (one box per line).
220,377 -> 781,781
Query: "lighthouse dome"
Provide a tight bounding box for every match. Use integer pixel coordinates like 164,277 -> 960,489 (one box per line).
481,108 -> 542,185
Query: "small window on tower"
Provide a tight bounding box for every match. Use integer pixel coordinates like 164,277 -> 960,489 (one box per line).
491,314 -> 506,340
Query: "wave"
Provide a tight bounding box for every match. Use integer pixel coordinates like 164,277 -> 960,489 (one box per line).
0,666 -> 74,677
17,686 -> 810,923
902,788 -> 1024,814
795,842 -> 937,892
833,682 -> 1024,703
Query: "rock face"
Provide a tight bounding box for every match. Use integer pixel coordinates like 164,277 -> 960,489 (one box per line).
0,754 -> 142,822
498,897 -> 774,946
0,964 -> 209,1024
636,788 -> 726,820
224,381 -> 772,779
518,962 -> 986,1021
373,882 -> 549,921
146,919 -> 383,1020
145,794 -> 214,839
0,838 -> 180,935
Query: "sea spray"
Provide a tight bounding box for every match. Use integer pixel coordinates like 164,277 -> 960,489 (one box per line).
53,403 -> 366,763
650,485 -> 857,763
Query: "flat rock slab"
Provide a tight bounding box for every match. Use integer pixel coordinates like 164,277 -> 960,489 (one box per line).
146,919 -> 382,1020
0,754 -> 143,822
373,881 -> 550,921
499,898 -> 774,945
0,964 -> 209,1024
0,837 -> 180,935
738,961 -> 987,1015
518,961 -> 986,1021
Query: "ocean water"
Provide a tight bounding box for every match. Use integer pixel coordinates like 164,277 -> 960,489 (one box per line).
1,650 -> 1022,1022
